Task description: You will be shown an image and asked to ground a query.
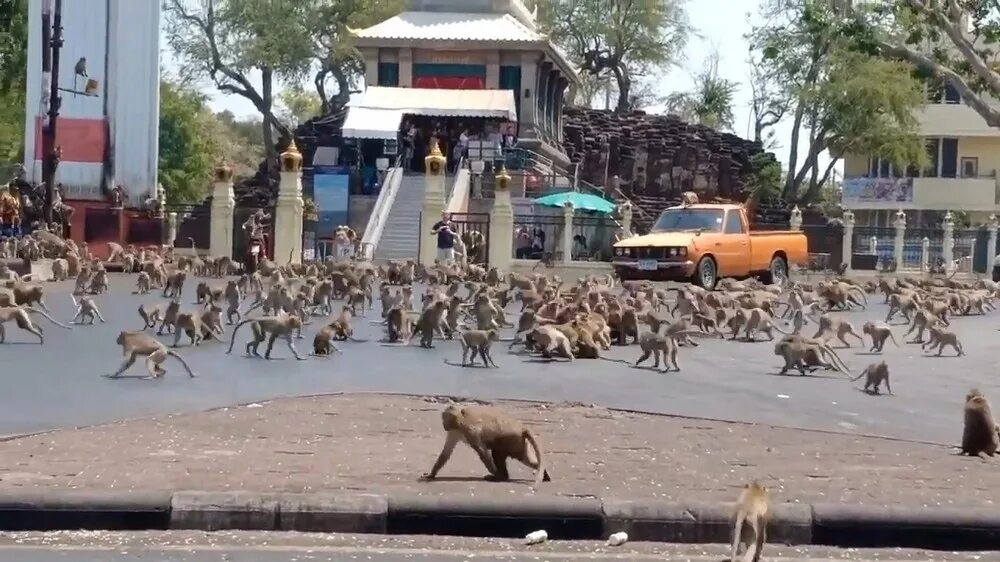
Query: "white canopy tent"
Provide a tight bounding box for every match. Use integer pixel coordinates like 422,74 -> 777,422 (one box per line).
340,87 -> 518,140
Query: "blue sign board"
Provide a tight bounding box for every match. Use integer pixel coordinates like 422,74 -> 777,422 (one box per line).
313,165 -> 351,238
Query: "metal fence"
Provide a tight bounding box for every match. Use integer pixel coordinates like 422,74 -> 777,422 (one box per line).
904,228 -> 944,268
165,203 -> 211,250
513,214 -> 564,260
233,206 -> 276,261
448,212 -> 491,265
123,209 -> 164,246
571,215 -> 619,261
800,223 -> 843,273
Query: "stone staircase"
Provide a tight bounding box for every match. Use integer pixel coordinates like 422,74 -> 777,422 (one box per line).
374,174 -> 428,262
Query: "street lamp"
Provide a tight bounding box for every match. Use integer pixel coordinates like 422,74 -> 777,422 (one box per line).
41,0 -> 64,224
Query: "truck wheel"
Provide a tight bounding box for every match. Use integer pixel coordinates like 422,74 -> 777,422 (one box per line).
763,255 -> 788,286
695,257 -> 717,289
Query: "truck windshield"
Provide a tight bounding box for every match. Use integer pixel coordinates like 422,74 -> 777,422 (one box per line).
650,208 -> 725,233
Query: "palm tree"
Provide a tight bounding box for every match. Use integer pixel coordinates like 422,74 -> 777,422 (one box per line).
664,51 -> 738,130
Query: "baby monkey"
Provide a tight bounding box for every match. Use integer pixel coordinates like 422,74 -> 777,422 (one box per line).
458,328 -> 500,367
862,321 -> 898,353
851,361 -> 892,395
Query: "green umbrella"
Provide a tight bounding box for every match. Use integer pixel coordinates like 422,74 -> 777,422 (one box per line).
532,191 -> 616,214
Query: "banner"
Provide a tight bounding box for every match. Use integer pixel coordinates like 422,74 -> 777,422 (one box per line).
313,166 -> 351,239
842,177 -> 913,203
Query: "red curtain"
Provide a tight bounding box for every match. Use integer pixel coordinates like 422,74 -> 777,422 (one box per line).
413,76 -> 485,89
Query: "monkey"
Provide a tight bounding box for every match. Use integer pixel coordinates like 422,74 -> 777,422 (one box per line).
133,271 -> 151,295
962,389 -> 999,458
74,56 -> 88,77
862,321 -> 899,353
731,481 -> 770,562
88,268 -> 109,295
383,306 -> 413,344
774,338 -> 849,376
739,307 -> 790,342
138,303 -> 163,330
421,404 -> 550,487
635,330 -> 679,373
458,328 -> 500,367
172,312 -> 207,347
851,361 -> 891,395
690,311 -> 721,335
157,300 -> 181,335
680,191 -> 699,205
226,315 -> 305,360
311,324 -> 344,357
107,331 -> 196,379
0,305 -> 72,343
326,306 -> 367,342
346,286 -> 367,317
528,325 -> 575,361
508,310 -> 555,350
162,270 -> 187,299
410,300 -> 448,348
194,281 -> 222,306
921,325 -> 965,356
904,310 -> 939,344
222,280 -> 242,325
200,304 -> 225,338
69,293 -> 106,325
813,314 -> 864,348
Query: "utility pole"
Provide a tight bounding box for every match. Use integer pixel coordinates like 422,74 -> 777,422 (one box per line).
41,0 -> 63,224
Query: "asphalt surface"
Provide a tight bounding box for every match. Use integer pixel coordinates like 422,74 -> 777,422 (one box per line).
0,275 -> 994,443
0,531 -> 991,562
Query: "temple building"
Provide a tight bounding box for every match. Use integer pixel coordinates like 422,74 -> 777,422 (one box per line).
348,0 -> 578,166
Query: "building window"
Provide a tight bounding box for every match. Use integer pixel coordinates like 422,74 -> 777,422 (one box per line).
926,80 -> 961,104
941,138 -> 958,177
925,138 -> 940,177
961,157 -> 979,178
944,82 -> 961,103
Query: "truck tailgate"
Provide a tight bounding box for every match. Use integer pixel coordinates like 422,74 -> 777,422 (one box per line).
748,230 -> 809,272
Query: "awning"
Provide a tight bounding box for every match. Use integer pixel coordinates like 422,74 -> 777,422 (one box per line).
350,86 -> 518,122
341,107 -> 405,140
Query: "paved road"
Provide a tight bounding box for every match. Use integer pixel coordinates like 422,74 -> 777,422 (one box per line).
1,276 -> 995,442
0,531 -> 987,561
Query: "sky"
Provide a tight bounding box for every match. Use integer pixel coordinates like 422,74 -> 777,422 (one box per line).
163,0 -> 821,172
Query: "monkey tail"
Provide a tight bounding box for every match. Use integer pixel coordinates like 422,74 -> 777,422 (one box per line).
167,350 -> 197,378
523,429 -> 548,487
599,357 -> 632,365
69,293 -> 78,309
821,346 -> 851,375
850,368 -> 868,382
889,331 -> 900,347
24,307 -> 72,330
227,319 -> 254,354
347,337 -> 370,343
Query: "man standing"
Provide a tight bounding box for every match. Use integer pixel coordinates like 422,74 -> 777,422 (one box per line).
431,211 -> 456,263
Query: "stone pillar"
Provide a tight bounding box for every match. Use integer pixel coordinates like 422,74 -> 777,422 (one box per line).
842,210 -> 855,272
274,139 -> 304,265
989,214 -> 999,271
488,165 -> 514,271
166,212 -> 178,247
555,76 -> 568,143
561,201 -> 575,263
547,68 -> 559,140
893,209 -> 906,269
399,48 -> 413,88
520,53 -> 539,140
362,48 -> 378,88
789,205 -> 802,231
921,237 -> 931,272
421,139 -> 448,266
618,201 -> 633,239
210,161 -> 235,259
486,50 -> 500,89
942,211 -> 955,272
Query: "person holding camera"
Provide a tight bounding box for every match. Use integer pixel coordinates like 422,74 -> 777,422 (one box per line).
431,211 -> 457,263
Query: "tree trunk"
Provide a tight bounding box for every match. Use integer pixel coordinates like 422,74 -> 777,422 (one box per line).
260,67 -> 276,177
613,67 -> 631,113
315,68 -> 330,115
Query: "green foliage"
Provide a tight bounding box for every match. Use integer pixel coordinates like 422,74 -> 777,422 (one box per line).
664,52 -> 738,130
158,80 -> 217,204
747,153 -> 784,203
537,0 -> 690,112
750,0 -> 926,202
277,85 -> 322,127
0,0 -> 26,166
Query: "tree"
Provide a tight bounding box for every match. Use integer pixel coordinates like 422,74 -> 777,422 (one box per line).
0,0 -> 27,167
751,0 -> 927,202
277,85 -> 322,128
164,0 -> 317,176
664,51 -> 739,130
158,79 -> 217,204
845,1 -> 1000,130
538,0 -> 691,113
746,48 -> 790,149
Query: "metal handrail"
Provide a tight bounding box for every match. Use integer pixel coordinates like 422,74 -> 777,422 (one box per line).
360,156 -> 402,259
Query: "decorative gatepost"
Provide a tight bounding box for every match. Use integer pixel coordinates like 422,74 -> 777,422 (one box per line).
989,214 -> 999,271
618,200 -> 633,239
166,211 -> 178,247
274,140 -> 305,265
210,160 -> 235,259
942,211 -> 955,273
842,209 -> 855,273
893,209 -> 906,269
561,201 -> 575,264
421,140 -> 448,266
789,205 -> 802,231
488,165 -> 514,271
921,237 -> 931,272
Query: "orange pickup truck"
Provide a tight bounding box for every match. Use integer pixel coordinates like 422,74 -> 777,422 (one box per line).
612,202 -> 808,288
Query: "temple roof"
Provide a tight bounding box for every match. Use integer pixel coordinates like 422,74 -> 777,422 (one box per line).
354,11 -> 543,43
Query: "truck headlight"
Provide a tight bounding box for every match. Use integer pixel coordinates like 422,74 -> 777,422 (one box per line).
670,247 -> 678,256
679,247 -> 687,257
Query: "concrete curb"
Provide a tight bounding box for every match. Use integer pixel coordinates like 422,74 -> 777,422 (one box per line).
0,490 -> 997,550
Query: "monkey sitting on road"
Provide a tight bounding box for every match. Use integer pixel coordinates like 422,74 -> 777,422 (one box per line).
962,389 -> 999,458
458,328 -> 500,367
731,481 -> 770,562
382,306 -> 413,344
862,321 -> 898,353
851,361 -> 892,395
70,294 -> 106,325
421,404 -> 550,486
107,331 -> 196,379
227,314 -> 305,360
